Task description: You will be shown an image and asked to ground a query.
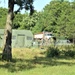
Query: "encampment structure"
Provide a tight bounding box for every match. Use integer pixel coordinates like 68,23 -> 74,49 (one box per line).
0,29 -> 33,48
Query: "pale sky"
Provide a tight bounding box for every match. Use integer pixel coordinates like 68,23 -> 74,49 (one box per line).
0,0 -> 51,12
33,0 -> 51,11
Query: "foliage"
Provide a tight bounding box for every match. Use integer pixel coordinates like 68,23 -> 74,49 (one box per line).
32,1 -> 75,40
13,0 -> 34,15
13,13 -> 24,29
46,47 -> 60,57
64,50 -> 75,57
0,7 -> 7,28
18,11 -> 39,33
0,48 -> 75,75
1,1 -> 75,40
63,45 -> 75,57
46,45 -> 75,58
0,1 -> 75,40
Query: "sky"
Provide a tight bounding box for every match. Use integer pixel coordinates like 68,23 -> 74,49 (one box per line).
0,0 -> 51,12
33,0 -> 51,11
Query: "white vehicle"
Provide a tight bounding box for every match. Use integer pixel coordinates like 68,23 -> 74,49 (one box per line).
44,32 -> 53,39
34,31 -> 53,40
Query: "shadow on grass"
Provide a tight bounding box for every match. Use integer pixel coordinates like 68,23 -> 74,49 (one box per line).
0,58 -> 35,72
0,53 -> 2,60
32,56 -> 75,66
0,53 -> 75,73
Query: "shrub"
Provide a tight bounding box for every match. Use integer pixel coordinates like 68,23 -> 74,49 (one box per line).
64,50 -> 75,57
46,47 -> 60,58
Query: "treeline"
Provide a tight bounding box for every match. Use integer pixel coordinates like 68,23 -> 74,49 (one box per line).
0,7 -> 7,28
0,1 -> 75,41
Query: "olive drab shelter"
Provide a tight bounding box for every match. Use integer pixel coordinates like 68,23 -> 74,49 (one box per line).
0,29 -> 33,48
0,29 -> 4,48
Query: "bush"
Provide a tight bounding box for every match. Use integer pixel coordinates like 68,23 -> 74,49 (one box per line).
64,50 -> 75,57
46,47 -> 60,58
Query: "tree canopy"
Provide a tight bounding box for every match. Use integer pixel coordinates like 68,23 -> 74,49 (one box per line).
0,1 -> 75,40
32,1 -> 75,40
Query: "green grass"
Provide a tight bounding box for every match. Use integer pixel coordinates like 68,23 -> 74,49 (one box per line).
0,48 -> 75,75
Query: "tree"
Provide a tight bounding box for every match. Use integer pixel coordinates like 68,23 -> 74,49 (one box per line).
13,13 -> 24,29
19,11 -> 39,31
2,0 -> 34,61
33,1 -> 75,40
0,7 -> 7,28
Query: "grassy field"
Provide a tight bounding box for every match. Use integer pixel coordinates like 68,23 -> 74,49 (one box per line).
0,48 -> 75,75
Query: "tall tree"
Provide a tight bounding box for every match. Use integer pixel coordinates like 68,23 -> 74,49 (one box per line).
32,1 -> 75,40
2,0 -> 34,61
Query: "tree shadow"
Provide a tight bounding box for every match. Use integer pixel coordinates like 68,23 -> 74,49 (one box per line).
0,58 -> 35,72
0,52 -> 34,72
0,52 -> 75,73
33,56 -> 75,66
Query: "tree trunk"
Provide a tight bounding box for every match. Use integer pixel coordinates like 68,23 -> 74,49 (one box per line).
2,0 -> 14,61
